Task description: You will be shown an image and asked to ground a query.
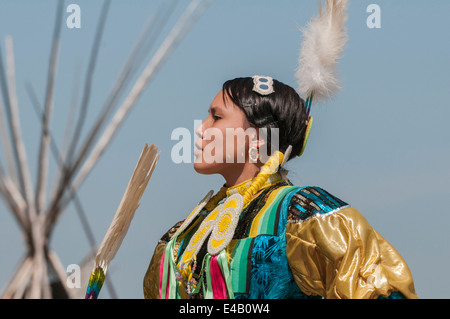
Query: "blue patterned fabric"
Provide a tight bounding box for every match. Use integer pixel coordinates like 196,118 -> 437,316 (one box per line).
232,186 -> 403,300
378,291 -> 406,299
234,187 -> 321,299
288,186 -> 350,223
247,235 -> 320,299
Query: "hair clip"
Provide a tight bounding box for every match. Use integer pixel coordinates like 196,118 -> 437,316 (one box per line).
298,116 -> 313,157
252,75 -> 275,95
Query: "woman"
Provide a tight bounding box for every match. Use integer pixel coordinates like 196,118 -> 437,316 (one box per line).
142,76 -> 418,299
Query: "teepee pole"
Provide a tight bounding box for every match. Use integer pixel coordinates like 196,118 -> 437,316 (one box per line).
66,0 -> 175,183
26,80 -> 118,299
1,37 -> 35,211
45,0 -> 111,233
45,0 -> 211,236
0,163 -> 27,231
4,36 -> 49,299
35,0 -> 64,216
70,0 -> 211,204
0,98 -> 18,186
1,256 -> 32,299
47,250 -> 76,299
64,0 -> 111,165
0,0 -> 211,299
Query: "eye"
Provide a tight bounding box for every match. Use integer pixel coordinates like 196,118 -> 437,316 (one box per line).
213,115 -> 221,121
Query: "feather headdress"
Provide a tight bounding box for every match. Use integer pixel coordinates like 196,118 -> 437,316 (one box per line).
293,0 -> 348,157
85,143 -> 160,299
296,0 -> 348,103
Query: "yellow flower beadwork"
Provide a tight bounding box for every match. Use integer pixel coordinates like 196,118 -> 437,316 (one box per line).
207,194 -> 243,255
180,206 -> 220,264
181,151 -> 285,262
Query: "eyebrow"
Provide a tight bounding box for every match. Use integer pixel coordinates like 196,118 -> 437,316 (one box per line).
209,105 -> 222,114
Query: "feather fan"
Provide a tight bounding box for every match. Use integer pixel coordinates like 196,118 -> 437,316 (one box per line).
85,143 -> 160,299
296,0 -> 348,102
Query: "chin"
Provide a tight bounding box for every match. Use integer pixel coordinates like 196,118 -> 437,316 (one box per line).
193,159 -> 220,175
193,151 -> 228,175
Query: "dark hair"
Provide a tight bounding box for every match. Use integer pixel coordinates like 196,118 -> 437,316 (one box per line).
222,77 -> 307,161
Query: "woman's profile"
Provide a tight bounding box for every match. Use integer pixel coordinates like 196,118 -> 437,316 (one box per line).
142,75 -> 417,299
142,0 -> 417,300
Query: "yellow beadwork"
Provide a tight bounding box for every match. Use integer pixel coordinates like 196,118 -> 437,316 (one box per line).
210,237 -> 226,248
218,212 -> 232,233
242,151 -> 284,205
181,207 -> 220,264
207,194 -> 243,255
176,149 -> 287,287
203,152 -> 284,214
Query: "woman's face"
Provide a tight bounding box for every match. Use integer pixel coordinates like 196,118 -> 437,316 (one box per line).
194,90 -> 257,176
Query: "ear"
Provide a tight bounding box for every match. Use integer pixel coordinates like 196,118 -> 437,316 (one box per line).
249,136 -> 266,149
248,129 -> 266,149
255,138 -> 266,149
248,136 -> 267,165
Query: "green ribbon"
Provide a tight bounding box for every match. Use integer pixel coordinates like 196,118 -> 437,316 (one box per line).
163,248 -> 234,299
200,250 -> 234,299
160,235 -> 180,299
216,249 -> 234,299
202,254 -> 213,299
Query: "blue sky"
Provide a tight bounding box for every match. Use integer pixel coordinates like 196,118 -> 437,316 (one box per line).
0,0 -> 449,298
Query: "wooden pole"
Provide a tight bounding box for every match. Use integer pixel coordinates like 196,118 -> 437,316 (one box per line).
65,0 -> 111,165
1,256 -> 33,299
4,36 -> 48,299
0,163 -> 28,231
63,0 -> 211,214
0,98 -> 18,186
35,0 -> 64,215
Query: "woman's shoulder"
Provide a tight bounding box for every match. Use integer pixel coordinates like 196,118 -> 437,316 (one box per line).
158,220 -> 185,243
283,185 -> 351,223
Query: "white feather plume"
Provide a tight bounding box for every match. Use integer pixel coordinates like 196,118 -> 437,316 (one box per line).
296,0 -> 348,101
93,143 -> 160,273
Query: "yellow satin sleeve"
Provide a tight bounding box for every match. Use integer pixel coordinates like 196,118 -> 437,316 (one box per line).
143,241 -> 165,299
285,206 -> 418,299
143,220 -> 184,299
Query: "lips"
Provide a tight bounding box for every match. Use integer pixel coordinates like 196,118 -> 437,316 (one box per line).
195,139 -> 203,151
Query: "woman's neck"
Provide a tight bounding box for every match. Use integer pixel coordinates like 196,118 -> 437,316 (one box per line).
221,163 -> 261,187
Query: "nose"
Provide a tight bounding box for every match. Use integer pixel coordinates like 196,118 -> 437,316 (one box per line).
195,119 -> 207,138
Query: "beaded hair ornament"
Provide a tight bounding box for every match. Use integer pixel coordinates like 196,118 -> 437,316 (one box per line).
251,74 -> 312,158
252,75 -> 274,95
